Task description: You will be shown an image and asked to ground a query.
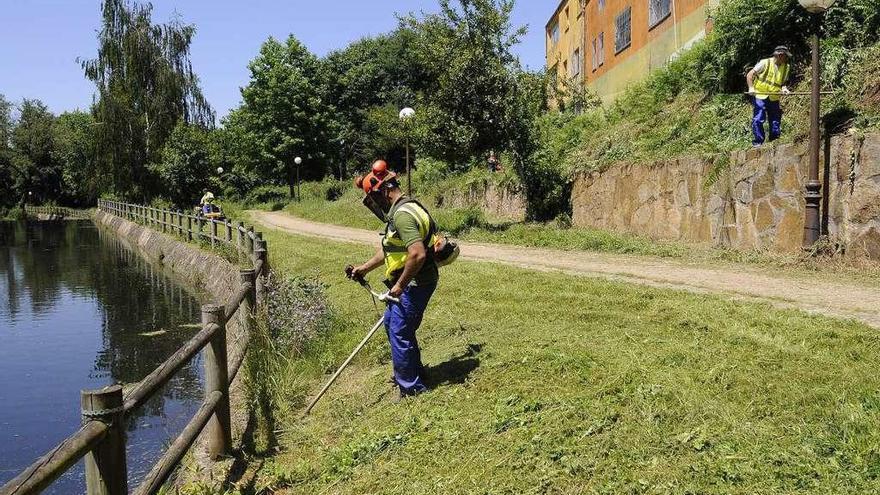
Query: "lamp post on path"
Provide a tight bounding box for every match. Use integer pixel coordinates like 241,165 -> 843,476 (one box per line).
399,107 -> 415,197
294,156 -> 303,202
798,0 -> 836,248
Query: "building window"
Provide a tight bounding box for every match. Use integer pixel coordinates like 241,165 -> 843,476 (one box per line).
549,64 -> 559,89
615,7 -> 632,54
648,0 -> 672,28
549,21 -> 560,46
571,48 -> 581,77
592,33 -> 605,71
591,39 -> 598,71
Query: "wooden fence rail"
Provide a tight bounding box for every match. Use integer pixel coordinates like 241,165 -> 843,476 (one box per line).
0,200 -> 268,495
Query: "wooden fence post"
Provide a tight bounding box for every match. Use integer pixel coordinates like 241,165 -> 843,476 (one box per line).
226,222 -> 233,244
187,216 -> 193,242
82,385 -> 127,495
162,210 -> 167,233
210,221 -> 217,248
247,226 -> 255,254
236,222 -> 245,253
240,269 -> 256,336
201,305 -> 232,459
254,239 -> 268,304
197,216 -> 204,243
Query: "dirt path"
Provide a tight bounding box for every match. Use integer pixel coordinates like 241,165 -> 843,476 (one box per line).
250,210 -> 880,329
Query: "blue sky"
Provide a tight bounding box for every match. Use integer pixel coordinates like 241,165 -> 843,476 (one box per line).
0,0 -> 549,120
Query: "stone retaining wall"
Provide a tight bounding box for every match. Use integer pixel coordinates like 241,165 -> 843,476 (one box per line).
571,133 -> 880,259
438,181 -> 527,221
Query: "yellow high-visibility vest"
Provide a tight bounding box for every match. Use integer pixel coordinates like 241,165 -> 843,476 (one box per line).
754,58 -> 790,102
382,199 -> 437,280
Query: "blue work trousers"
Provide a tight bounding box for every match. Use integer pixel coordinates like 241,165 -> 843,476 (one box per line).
751,97 -> 783,145
384,283 -> 436,396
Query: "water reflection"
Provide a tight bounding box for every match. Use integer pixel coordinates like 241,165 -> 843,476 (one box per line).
0,220 -> 205,492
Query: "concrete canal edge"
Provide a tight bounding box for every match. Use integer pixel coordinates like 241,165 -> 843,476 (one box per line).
93,209 -> 255,488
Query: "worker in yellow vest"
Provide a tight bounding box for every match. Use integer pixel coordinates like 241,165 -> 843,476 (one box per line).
746,46 -> 792,146
348,160 -> 440,400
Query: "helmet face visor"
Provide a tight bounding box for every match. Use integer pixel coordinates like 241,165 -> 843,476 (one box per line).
363,191 -> 391,222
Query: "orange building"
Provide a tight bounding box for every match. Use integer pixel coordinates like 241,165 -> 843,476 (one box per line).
548,0 -> 719,103
545,0 -> 586,95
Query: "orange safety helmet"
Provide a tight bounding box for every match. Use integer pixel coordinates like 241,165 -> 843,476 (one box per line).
355,160 -> 398,194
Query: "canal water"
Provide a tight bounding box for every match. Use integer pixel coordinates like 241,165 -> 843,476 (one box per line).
0,220 -> 204,493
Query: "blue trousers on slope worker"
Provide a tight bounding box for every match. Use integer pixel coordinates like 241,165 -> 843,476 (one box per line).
384,283 -> 437,396
751,97 -> 783,146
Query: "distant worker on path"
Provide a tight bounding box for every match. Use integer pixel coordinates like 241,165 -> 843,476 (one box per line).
348,160 -> 440,400
747,46 -> 792,147
200,191 -> 215,209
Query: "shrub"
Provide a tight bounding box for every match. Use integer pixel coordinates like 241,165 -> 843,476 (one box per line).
246,185 -> 289,206
433,206 -> 486,236
264,273 -> 332,353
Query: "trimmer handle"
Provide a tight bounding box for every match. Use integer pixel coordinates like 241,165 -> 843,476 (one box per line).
345,264 -> 366,284
373,290 -> 401,305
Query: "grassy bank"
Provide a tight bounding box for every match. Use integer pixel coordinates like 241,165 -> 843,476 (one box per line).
233,227 -> 880,494
234,178 -> 880,286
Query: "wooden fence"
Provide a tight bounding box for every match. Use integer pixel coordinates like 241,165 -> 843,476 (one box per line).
0,200 -> 269,495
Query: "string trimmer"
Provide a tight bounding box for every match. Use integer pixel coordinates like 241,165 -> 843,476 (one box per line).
302,266 -> 400,416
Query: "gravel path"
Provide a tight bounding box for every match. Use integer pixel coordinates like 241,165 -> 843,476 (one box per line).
251,210 -> 880,329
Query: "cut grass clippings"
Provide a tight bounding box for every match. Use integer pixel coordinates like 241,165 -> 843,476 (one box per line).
242,227 -> 880,494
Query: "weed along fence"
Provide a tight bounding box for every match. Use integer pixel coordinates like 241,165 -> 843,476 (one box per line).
1,200 -> 270,495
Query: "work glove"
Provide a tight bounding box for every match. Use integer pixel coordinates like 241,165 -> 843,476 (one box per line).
781,86 -> 791,96
748,86 -> 756,95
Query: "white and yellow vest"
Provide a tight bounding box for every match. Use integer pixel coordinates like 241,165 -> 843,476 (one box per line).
754,58 -> 790,102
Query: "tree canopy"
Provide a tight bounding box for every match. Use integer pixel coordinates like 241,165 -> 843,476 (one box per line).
81,0 -> 214,200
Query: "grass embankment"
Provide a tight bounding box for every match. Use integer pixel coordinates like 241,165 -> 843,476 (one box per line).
237,226 -> 880,494
240,178 -> 880,286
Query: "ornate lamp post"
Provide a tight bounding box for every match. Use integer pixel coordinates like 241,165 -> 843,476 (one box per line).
399,107 -> 415,197
294,156 -> 303,202
799,0 -> 836,248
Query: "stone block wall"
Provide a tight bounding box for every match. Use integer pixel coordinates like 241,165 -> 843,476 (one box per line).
438,181 -> 527,221
571,133 -> 880,259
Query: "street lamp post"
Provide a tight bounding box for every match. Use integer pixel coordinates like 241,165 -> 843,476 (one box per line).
339,139 -> 346,181
399,107 -> 415,197
799,0 -> 836,248
294,156 -> 303,202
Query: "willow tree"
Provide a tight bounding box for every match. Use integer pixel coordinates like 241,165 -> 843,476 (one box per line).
81,0 -> 214,200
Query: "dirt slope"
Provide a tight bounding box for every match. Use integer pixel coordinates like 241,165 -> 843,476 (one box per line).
250,210 -> 880,329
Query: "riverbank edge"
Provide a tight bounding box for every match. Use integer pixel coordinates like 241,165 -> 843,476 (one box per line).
93,209 -> 254,490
